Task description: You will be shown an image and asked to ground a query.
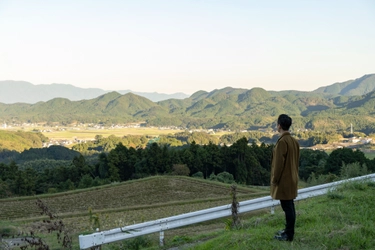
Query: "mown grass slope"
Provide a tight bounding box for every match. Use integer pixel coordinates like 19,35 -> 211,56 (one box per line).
0,176 -> 267,249
0,176 -> 265,221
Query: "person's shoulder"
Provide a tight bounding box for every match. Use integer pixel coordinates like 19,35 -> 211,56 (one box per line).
283,133 -> 299,143
291,136 -> 300,145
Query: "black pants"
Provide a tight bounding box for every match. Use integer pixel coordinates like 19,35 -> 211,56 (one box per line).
280,199 -> 295,240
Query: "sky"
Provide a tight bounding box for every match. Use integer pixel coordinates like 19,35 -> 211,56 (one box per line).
0,0 -> 374,95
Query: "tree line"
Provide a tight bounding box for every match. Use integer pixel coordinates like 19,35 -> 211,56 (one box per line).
0,137 -> 374,198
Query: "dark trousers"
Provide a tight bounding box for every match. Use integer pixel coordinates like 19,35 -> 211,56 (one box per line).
280,199 -> 296,240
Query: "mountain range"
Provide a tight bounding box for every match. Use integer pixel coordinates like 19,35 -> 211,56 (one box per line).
1,74 -> 375,104
0,74 -> 374,134
0,81 -> 189,103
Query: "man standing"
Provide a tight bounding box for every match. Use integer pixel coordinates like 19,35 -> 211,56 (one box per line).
271,114 -> 300,242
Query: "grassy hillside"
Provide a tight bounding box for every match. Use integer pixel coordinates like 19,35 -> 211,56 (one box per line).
1,177 -> 374,249
187,180 -> 375,250
0,130 -> 47,152
0,176 -> 267,249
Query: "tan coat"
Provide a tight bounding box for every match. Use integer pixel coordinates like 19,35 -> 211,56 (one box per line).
270,132 -> 300,200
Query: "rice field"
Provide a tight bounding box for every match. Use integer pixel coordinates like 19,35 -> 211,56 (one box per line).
7,126 -> 184,141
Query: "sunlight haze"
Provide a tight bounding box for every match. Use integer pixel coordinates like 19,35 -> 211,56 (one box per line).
0,0 -> 374,94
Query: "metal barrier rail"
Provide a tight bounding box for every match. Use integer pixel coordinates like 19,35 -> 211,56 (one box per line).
79,173 -> 375,249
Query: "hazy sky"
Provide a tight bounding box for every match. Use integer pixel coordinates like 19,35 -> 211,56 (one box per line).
0,0 -> 374,94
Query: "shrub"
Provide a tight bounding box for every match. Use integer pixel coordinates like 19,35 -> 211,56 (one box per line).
47,188 -> 58,194
209,173 -> 218,181
171,164 -> 190,176
217,171 -> 235,184
340,162 -> 369,179
191,171 -> 204,179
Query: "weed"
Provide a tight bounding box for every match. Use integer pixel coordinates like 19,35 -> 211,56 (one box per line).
21,198 -> 73,249
88,207 -> 101,231
327,190 -> 345,200
112,236 -> 152,250
172,235 -> 192,244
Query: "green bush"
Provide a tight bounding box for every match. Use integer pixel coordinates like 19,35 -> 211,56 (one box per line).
217,171 -> 235,184
340,162 -> 369,179
209,172 -> 235,184
171,164 -> 190,176
47,188 -> 58,194
192,171 -> 204,179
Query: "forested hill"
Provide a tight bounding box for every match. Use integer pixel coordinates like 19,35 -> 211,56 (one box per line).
1,83 -> 375,133
312,74 -> 375,96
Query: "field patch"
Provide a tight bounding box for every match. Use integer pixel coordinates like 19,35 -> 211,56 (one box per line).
0,176 -> 266,228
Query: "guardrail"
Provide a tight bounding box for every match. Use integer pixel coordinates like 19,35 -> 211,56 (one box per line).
79,173 -> 375,249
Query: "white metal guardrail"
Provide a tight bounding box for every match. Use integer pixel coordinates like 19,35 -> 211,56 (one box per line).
79,173 -> 375,249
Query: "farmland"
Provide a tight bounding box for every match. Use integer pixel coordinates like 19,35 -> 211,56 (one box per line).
0,176 -> 268,249
8,125 -> 185,141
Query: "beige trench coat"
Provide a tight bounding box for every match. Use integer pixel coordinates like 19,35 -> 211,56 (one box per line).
270,132 -> 300,200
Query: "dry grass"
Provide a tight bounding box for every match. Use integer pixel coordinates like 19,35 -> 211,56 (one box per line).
0,176 -> 267,235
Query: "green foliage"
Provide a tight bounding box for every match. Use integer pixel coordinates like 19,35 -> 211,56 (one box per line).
72,134 -> 149,153
78,174 -> 94,189
88,207 -> 101,231
340,162 -> 369,179
0,130 -> 46,153
299,149 -> 328,180
19,159 -> 74,172
172,235 -> 192,244
2,81 -> 375,133
157,135 -> 184,147
19,145 -> 80,161
326,190 -> 345,200
307,172 -> 338,186
1,135 -> 373,198
210,172 -> 235,184
171,164 -> 190,176
191,171 -> 204,179
325,148 -> 368,175
118,236 -> 152,250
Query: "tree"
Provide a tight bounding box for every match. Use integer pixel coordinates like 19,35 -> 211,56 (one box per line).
299,149 -> 328,180
325,148 -> 368,175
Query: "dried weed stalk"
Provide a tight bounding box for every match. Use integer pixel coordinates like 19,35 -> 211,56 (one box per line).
21,198 -> 72,249
230,185 -> 240,228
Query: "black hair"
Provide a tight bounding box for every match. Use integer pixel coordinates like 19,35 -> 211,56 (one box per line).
278,114 -> 292,131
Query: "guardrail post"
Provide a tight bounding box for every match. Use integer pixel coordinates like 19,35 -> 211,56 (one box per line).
159,231 -> 164,246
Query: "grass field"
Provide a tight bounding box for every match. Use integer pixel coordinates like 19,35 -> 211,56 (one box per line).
363,151 -> 375,160
0,176 -> 268,249
191,181 -> 375,250
2,176 -> 374,250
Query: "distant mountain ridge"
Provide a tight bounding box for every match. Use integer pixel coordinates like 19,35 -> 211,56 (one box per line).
0,81 -> 189,104
1,74 -> 374,104
312,74 -> 375,96
1,74 -> 375,134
